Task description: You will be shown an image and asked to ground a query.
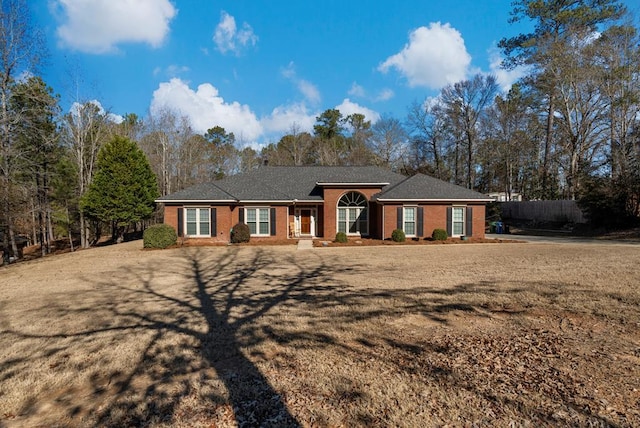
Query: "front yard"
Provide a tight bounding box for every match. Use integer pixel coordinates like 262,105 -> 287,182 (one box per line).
1,241 -> 638,426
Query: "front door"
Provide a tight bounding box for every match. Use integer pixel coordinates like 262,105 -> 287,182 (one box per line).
300,209 -> 311,235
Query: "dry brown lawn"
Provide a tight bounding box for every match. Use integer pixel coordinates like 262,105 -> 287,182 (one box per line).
0,240 -> 639,427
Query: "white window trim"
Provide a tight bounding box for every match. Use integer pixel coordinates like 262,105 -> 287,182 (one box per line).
336,192 -> 369,236
184,207 -> 211,237
245,207 -> 271,237
451,206 -> 466,237
337,206 -> 369,236
403,206 -> 417,237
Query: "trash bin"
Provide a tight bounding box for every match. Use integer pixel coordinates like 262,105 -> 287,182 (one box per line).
495,221 -> 503,234
489,222 -> 497,233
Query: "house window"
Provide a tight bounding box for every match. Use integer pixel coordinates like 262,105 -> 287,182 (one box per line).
246,207 -> 270,236
452,207 -> 465,236
185,208 -> 210,237
337,191 -> 368,235
403,207 -> 416,236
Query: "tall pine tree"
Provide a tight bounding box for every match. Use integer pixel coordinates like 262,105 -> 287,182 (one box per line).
81,136 -> 158,242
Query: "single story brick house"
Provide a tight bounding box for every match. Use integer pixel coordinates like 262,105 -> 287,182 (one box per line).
156,166 -> 492,242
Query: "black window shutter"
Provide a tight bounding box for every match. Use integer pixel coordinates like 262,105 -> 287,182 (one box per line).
177,208 -> 183,237
270,207 -> 276,236
417,207 -> 424,237
239,207 -> 244,223
397,207 -> 403,230
210,207 -> 217,237
446,207 -> 452,237
466,206 -> 473,237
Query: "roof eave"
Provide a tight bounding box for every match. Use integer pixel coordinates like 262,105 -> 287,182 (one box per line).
155,199 -> 237,204
236,199 -> 294,204
376,198 -> 494,203
316,182 -> 390,187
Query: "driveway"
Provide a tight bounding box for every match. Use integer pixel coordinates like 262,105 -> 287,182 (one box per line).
486,233 -> 640,245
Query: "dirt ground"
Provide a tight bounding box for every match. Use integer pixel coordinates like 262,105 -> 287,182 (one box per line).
0,240 -> 639,427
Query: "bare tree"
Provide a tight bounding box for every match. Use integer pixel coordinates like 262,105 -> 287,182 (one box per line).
406,100 -> 450,179
369,114 -> 407,171
440,74 -> 499,189
60,101 -> 111,248
0,0 -> 45,264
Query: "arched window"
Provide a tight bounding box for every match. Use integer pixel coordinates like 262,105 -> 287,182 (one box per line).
337,191 -> 368,235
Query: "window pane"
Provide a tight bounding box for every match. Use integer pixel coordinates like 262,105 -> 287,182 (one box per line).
453,207 -> 464,222
199,209 -> 209,222
405,223 -> 415,235
404,208 -> 415,221
248,222 -> 257,234
338,208 -> 346,221
186,208 -> 196,222
359,208 -> 367,220
349,209 -> 356,221
186,222 -> 197,235
453,222 -> 464,235
247,209 -> 256,222
200,222 -> 210,235
259,209 -> 269,222
338,221 -> 346,233
259,222 -> 269,235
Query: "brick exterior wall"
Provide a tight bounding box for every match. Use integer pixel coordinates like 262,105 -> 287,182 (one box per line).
163,199 -> 486,242
470,204 -> 486,238
382,203 -> 486,240
321,187 -> 384,239
163,205 -> 178,234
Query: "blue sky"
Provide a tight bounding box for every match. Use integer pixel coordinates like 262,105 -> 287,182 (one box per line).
33,0 -> 640,145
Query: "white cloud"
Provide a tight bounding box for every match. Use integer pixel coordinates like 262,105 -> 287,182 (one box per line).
153,64 -> 190,78
150,78 -> 263,141
297,80 -> 321,105
348,82 -> 394,103
261,103 -> 317,135
281,62 -> 321,105
374,88 -> 395,102
378,22 -> 471,89
213,11 -> 258,55
55,0 -> 176,54
335,99 -> 380,124
488,46 -> 529,92
69,99 -> 123,124
348,82 -> 366,98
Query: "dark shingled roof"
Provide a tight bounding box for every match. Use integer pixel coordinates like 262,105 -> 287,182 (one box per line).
375,173 -> 491,201
156,166 -> 490,203
156,181 -> 236,201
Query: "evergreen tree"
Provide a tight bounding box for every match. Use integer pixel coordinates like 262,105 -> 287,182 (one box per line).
81,136 -> 158,242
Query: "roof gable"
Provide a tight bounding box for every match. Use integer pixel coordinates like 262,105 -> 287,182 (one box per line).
375,173 -> 491,201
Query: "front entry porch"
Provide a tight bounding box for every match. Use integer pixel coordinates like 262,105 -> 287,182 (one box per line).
292,207 -> 317,237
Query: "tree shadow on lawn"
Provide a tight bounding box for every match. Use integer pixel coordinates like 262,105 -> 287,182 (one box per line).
1,247 -> 631,426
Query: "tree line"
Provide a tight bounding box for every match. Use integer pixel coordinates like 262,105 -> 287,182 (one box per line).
1,0 -> 639,264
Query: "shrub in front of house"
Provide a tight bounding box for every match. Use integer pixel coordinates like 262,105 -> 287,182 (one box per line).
432,228 -> 448,241
334,232 -> 348,243
391,228 -> 406,242
230,223 -> 251,243
143,224 -> 177,249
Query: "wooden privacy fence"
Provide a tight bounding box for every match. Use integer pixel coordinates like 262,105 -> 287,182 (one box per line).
500,200 -> 587,224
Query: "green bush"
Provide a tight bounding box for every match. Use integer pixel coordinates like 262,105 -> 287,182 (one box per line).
432,228 -> 448,241
143,224 -> 177,249
230,222 -> 251,243
334,232 -> 348,243
391,228 -> 406,242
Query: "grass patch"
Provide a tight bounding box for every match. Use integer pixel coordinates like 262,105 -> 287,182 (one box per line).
1,241 -> 639,426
